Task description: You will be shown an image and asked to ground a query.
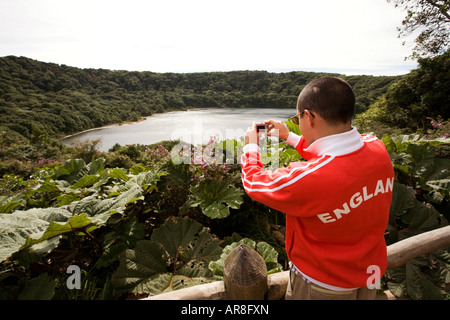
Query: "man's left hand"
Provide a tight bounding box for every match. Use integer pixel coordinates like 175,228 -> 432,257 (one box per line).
244,122 -> 259,145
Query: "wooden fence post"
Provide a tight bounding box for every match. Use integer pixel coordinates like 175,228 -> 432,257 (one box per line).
223,244 -> 267,300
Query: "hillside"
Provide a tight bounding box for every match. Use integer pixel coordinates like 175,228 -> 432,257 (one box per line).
0,56 -> 400,139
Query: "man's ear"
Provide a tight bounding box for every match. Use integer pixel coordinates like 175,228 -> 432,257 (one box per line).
306,110 -> 315,127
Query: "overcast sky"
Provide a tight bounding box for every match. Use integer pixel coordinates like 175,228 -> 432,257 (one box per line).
0,0 -> 418,76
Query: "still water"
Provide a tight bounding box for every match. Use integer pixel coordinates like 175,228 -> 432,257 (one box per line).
62,108 -> 295,151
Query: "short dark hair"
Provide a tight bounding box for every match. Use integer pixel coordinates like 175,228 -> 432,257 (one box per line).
297,76 -> 355,124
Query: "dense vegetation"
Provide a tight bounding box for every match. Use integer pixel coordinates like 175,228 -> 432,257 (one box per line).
0,52 -> 449,300
0,129 -> 448,300
0,55 -> 399,139
355,50 -> 450,136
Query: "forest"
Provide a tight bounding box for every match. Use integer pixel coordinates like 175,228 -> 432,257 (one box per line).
0,50 -> 449,301
0,55 -> 399,140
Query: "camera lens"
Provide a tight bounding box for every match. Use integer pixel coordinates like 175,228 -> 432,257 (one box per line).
256,123 -> 267,132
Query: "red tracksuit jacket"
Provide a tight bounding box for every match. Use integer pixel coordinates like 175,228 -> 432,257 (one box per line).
241,127 -> 394,289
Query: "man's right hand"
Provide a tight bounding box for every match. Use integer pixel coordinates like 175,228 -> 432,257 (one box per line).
264,120 -> 290,140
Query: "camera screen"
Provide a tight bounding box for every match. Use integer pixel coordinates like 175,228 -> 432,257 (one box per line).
256,123 -> 267,132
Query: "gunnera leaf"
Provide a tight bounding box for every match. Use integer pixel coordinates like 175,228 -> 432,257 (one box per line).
386,252 -> 449,300
51,159 -> 88,184
67,170 -> 166,225
18,273 -> 56,300
189,180 -> 244,219
110,240 -> 168,292
111,217 -> 222,295
0,207 -> 72,262
19,213 -> 92,251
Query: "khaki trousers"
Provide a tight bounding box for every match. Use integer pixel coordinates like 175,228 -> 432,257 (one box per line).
285,269 -> 376,300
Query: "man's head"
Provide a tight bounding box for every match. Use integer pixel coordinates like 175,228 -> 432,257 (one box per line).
295,76 -> 355,146
297,76 -> 355,125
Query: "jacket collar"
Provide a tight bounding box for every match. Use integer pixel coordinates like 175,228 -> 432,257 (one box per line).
304,127 -> 364,157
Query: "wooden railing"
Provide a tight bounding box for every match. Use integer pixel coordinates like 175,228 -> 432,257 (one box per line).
144,225 -> 450,300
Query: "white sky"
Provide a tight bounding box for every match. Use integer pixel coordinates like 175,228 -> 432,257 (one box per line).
0,0 -> 418,76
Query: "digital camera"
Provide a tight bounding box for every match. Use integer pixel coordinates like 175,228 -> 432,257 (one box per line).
256,123 -> 268,132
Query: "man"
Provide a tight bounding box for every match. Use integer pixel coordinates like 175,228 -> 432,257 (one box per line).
241,76 -> 394,300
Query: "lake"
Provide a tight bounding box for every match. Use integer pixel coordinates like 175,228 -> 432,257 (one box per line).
61,108 -> 295,151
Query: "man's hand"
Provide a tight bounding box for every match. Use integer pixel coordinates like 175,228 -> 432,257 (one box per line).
265,120 -> 290,140
244,122 -> 259,145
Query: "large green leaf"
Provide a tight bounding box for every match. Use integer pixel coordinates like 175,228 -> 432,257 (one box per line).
389,182 -> 448,241
111,217 -> 222,295
67,170 -> 166,225
388,182 -> 416,245
386,183 -> 449,299
401,201 -> 445,234
108,168 -> 130,182
386,139 -> 450,204
51,159 -> 88,184
0,208 -> 72,262
386,249 -> 450,300
88,158 -> 105,175
0,194 -> 25,213
189,180 -> 244,219
30,159 -> 108,207
285,119 -> 301,136
125,170 -> 165,193
0,168 -> 166,262
390,182 -> 416,218
383,134 -> 450,300
70,174 -> 101,189
95,215 -> 146,269
151,216 -> 222,265
18,273 -> 56,300
407,144 -> 450,194
67,190 -> 141,226
19,213 -> 92,251
110,240 -> 168,292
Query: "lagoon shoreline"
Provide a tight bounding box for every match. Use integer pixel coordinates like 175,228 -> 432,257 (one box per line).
60,107 -> 295,151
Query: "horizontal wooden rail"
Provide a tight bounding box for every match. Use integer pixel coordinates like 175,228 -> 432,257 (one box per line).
144,225 -> 450,300
387,225 -> 450,269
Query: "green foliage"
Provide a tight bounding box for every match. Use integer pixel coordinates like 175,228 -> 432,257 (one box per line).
111,217 -> 222,295
386,249 -> 450,300
382,134 -> 450,209
381,134 -> 450,299
0,207 -> 72,262
0,194 -> 25,213
189,180 -> 244,219
2,131 -> 448,299
0,136 -> 249,299
20,213 -> 93,251
18,273 -> 56,300
355,51 -> 450,135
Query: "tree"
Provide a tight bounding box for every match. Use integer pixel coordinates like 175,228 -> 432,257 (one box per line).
387,0 -> 450,59
354,50 -> 450,134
